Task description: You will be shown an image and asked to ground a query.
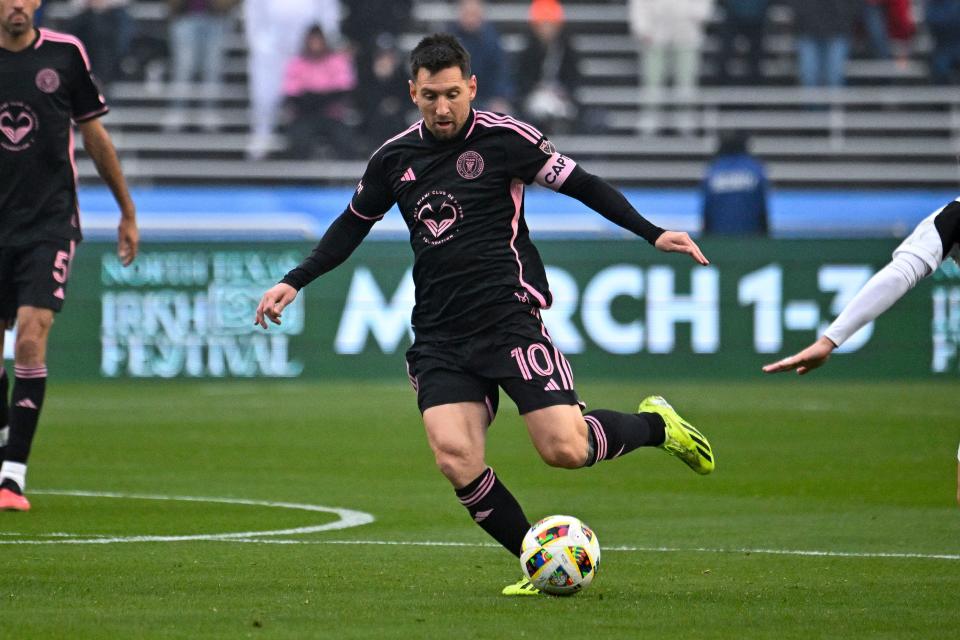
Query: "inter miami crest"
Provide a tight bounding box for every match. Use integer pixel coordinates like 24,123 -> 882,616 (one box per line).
456,150 -> 484,180
35,68 -> 61,94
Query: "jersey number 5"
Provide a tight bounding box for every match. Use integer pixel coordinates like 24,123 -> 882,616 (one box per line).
52,250 -> 71,284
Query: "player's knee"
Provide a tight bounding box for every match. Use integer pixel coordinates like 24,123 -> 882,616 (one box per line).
14,334 -> 46,365
433,445 -> 477,484
538,438 -> 588,469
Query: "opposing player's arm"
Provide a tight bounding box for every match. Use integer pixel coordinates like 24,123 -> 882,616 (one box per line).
78,119 -> 138,265
934,200 -> 960,259
763,246 -> 931,374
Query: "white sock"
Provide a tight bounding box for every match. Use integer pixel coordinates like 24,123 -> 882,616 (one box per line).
0,461 -> 27,491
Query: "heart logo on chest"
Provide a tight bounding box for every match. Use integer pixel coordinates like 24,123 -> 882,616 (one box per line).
0,110 -> 35,145
417,201 -> 459,238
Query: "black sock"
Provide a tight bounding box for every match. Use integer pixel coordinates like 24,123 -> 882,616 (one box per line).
6,365 -> 47,465
583,409 -> 666,466
0,366 -> 8,461
455,467 -> 530,557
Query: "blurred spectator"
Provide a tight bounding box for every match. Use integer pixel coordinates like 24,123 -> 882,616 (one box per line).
342,0 -> 412,104
448,0 -> 515,113
244,0 -> 342,160
715,0 -> 771,85
862,0 -> 915,68
701,130 -> 769,235
70,0 -> 135,90
281,26 -> 358,159
356,33 -> 412,148
787,0 -> 862,88
925,0 -> 960,84
627,0 -> 714,134
516,0 -> 582,134
342,0 -> 412,47
164,0 -> 239,131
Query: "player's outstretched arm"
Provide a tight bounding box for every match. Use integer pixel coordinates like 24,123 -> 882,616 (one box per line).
553,166 -> 709,265
255,283 -> 298,329
762,336 -> 837,375
78,119 -> 138,265
654,231 -> 710,266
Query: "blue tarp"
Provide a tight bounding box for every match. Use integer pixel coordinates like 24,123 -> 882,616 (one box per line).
76,186 -> 958,241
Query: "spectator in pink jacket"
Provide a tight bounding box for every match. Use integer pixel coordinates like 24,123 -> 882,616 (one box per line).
281,25 -> 358,159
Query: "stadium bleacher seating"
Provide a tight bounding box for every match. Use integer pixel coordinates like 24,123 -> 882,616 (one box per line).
47,1 -> 960,188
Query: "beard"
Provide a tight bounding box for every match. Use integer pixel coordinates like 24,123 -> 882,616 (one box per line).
2,12 -> 31,37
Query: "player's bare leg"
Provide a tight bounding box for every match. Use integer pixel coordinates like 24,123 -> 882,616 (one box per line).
0,306 -> 53,511
524,402 -> 673,469
423,401 -> 532,557
522,404 -> 591,468
524,399 -> 712,473
423,402 -> 489,487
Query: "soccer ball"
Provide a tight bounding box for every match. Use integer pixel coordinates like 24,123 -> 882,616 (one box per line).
520,515 -> 600,595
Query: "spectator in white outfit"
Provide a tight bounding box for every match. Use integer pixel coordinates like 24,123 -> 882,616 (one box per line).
243,0 -> 342,159
627,0 -> 714,135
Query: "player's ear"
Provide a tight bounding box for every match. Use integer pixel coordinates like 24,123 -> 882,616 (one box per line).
468,74 -> 477,101
408,79 -> 417,104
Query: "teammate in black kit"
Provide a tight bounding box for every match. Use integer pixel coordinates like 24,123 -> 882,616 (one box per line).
255,34 -> 715,594
0,0 -> 138,511
763,198 -> 960,506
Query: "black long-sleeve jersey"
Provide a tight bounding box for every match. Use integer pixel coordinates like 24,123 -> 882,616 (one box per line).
283,109 -> 664,340
0,28 -> 108,247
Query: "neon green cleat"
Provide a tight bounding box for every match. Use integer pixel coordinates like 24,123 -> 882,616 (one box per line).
501,577 -> 541,596
639,395 -> 714,475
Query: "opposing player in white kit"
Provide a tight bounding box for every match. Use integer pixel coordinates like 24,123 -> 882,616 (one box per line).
762,198 -> 960,505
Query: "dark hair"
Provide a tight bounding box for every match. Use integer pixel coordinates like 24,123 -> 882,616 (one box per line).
409,33 -> 471,80
717,130 -> 749,156
302,24 -> 327,56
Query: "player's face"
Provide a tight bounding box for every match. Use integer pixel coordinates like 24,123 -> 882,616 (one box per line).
0,0 -> 39,38
409,66 -> 477,140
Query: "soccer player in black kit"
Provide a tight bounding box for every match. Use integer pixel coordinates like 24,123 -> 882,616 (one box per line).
0,0 -> 138,511
255,34 -> 715,595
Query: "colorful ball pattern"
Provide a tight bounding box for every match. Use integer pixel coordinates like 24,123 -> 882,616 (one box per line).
520,515 -> 601,595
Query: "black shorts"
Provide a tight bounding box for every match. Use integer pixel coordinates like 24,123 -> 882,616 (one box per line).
0,240 -> 77,326
405,308 -> 582,417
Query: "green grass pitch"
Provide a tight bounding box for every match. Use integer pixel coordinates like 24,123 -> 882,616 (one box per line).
1,379 -> 958,639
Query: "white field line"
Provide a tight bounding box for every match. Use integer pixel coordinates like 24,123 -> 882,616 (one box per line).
3,490 -> 957,561
210,538 -> 960,561
0,489 -> 373,544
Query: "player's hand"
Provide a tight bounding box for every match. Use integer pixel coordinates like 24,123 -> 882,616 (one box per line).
762,336 -> 838,375
254,283 -> 298,329
654,231 -> 709,265
117,217 -> 139,266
